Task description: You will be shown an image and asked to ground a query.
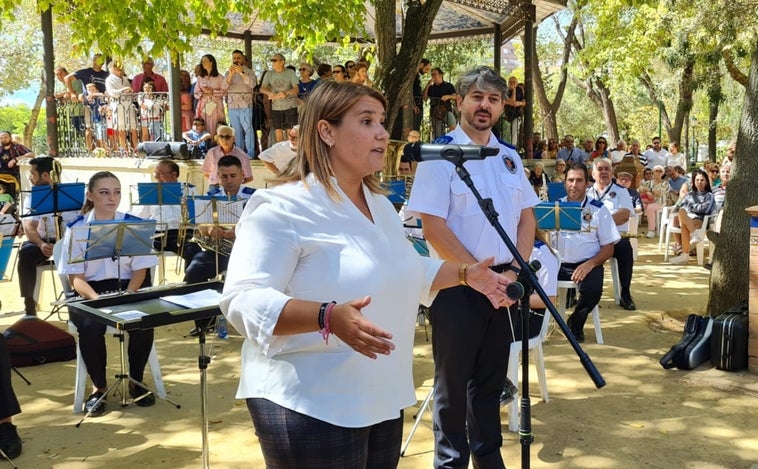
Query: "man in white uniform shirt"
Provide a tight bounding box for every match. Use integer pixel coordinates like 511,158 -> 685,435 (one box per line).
558,164 -> 620,342
407,66 -> 538,469
18,157 -> 78,316
587,159 -> 637,310
640,136 -> 669,169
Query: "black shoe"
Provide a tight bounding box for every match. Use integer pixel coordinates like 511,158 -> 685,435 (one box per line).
85,392 -> 107,416
499,379 -> 519,407
0,423 -> 22,460
567,315 -> 585,343
621,297 -> 637,311
129,386 -> 156,407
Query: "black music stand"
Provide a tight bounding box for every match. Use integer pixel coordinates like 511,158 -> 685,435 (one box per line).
21,183 -> 85,317
189,195 -> 245,278
133,182 -> 184,284
68,220 -> 179,426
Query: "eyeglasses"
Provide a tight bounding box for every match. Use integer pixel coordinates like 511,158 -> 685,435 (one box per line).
219,135 -> 233,139
270,58 -> 281,63
299,68 -> 308,72
653,141 -> 661,145
709,170 -> 718,174
654,169 -> 663,173
347,63 -> 355,68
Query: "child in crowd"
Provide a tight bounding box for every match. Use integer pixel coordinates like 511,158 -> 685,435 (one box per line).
80,83 -> 108,151
0,182 -> 15,215
182,118 -> 212,156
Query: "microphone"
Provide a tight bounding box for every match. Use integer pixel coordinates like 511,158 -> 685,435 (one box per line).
404,142 -> 500,163
506,282 -> 524,301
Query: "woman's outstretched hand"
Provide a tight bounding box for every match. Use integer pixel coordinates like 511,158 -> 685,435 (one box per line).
329,296 -> 395,359
465,256 -> 516,309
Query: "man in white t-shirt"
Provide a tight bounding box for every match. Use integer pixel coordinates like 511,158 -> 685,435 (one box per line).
258,126 -> 298,174
640,136 -> 669,169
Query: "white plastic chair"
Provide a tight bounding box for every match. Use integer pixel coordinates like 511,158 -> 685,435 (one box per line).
67,322 -> 166,413
58,263 -> 167,413
664,209 -> 714,264
658,206 -> 673,251
556,280 -> 603,345
506,311 -> 550,432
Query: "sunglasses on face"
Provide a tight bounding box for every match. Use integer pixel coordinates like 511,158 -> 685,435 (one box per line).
299,68 -> 308,72
219,135 -> 233,139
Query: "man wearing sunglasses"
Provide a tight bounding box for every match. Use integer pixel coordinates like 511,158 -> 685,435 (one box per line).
260,54 -> 299,144
202,125 -> 253,188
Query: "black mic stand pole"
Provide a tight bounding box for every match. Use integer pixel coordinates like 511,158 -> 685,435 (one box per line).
446,149 -> 606,469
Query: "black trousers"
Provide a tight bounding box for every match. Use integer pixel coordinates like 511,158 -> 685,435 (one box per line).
0,334 -> 21,420
430,285 -> 513,469
69,277 -> 154,389
558,261 -> 604,329
247,398 -> 402,469
612,237 -> 634,299
183,246 -> 228,284
17,239 -> 55,308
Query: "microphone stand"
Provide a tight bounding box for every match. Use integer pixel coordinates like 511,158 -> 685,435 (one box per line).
444,147 -> 606,469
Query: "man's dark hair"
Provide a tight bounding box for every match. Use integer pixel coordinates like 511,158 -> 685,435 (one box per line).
316,63 -> 332,77
232,49 -> 245,58
218,155 -> 242,170
29,156 -> 60,176
420,58 -> 430,67
431,67 -> 444,76
674,165 -> 685,175
568,163 -> 589,182
158,158 -> 180,176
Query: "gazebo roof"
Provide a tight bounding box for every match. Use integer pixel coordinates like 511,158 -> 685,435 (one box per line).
213,0 -> 566,44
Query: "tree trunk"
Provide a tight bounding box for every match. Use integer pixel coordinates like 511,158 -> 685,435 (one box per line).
670,58 -> 696,145
374,0 -> 444,136
640,73 -> 673,139
24,81 -> 46,148
707,40 -> 758,316
571,74 -> 619,142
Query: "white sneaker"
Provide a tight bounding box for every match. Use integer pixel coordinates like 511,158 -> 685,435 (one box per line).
670,254 -> 690,265
646,231 -> 656,238
690,230 -> 704,245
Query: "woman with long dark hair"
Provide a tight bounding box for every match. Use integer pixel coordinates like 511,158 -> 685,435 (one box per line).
669,168 -> 715,264
194,54 -> 228,137
58,171 -> 158,416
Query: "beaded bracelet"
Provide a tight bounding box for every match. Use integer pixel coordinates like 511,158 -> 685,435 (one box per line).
318,302 -> 330,330
321,301 -> 337,344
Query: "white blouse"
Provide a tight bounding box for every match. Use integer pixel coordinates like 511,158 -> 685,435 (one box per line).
221,175 -> 443,428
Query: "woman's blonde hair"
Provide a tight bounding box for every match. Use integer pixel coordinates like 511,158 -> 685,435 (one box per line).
273,81 -> 386,200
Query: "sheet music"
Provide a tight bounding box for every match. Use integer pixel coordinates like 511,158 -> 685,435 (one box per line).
192,198 -> 246,224
161,289 -> 222,309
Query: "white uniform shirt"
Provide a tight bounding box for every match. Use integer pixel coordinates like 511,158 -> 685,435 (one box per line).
57,211 -> 158,281
555,197 -> 620,264
220,175 -> 443,428
587,182 -> 634,232
258,141 -> 297,171
406,126 -> 540,264
532,241 -> 558,297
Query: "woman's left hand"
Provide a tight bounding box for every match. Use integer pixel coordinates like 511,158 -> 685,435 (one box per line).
465,257 -> 516,309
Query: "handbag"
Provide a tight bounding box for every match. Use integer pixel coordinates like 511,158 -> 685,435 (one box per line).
432,103 -> 448,121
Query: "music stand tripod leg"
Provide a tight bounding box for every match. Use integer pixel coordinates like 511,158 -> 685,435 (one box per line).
0,447 -> 19,469
400,386 -> 434,457
197,325 -> 212,469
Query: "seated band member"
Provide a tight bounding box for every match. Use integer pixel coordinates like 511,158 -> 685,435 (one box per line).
129,158 -> 196,267
58,171 -> 159,416
0,334 -> 22,460
557,164 -> 620,343
184,155 -> 254,285
18,157 -> 79,316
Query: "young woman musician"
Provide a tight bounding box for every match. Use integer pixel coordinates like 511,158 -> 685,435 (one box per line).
58,171 -> 158,416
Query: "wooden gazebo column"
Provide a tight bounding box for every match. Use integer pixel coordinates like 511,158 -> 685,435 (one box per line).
522,0 -> 536,158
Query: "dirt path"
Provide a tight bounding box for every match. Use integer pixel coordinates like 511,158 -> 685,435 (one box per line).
2,237 -> 757,468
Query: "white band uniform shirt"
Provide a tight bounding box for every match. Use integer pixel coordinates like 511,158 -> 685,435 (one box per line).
220,174 -> 444,428
206,185 -> 255,199
587,182 -> 634,232
57,211 -> 158,281
556,197 -> 620,264
406,126 -> 540,265
532,240 -> 558,297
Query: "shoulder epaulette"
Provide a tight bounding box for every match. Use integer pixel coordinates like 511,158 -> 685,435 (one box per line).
589,199 -> 604,208
123,213 -> 142,221
496,138 -> 517,150
241,187 -> 256,195
433,135 -> 454,144
534,240 -> 545,248
66,214 -> 84,228
206,187 -> 221,196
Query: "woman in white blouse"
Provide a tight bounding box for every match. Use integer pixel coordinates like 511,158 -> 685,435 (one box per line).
221,81 -> 514,467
